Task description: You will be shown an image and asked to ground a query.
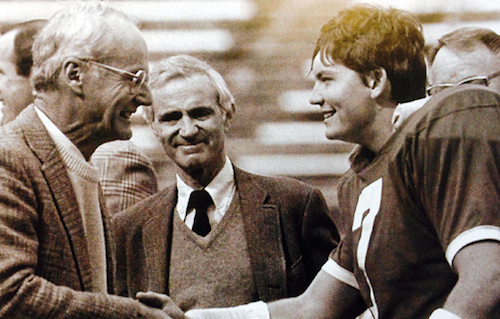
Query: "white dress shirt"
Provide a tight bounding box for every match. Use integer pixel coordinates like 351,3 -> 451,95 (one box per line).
176,157 -> 236,229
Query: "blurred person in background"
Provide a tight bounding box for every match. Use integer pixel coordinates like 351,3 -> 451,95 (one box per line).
91,138 -> 159,214
0,2 -> 171,318
113,54 -> 339,311
0,19 -> 46,124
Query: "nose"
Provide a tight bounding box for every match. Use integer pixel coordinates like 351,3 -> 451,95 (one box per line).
309,83 -> 324,106
178,116 -> 199,138
134,84 -> 153,106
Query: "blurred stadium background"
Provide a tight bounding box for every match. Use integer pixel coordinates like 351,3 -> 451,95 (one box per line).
1,0 -> 499,219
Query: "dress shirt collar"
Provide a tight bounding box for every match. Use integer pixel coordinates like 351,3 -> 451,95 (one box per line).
34,106 -> 85,160
34,106 -> 98,181
176,156 -> 235,222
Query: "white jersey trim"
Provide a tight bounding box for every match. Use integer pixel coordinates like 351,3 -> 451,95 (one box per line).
446,225 -> 500,266
321,258 -> 359,290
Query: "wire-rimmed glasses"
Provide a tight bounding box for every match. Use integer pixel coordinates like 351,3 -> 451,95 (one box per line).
426,70 -> 500,96
83,59 -> 148,95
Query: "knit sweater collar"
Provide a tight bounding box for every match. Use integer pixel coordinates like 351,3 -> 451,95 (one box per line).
34,106 -> 98,182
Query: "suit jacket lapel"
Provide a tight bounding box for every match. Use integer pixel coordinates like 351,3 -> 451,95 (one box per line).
143,186 -> 177,294
234,167 -> 287,300
20,106 -> 93,290
99,186 -> 116,294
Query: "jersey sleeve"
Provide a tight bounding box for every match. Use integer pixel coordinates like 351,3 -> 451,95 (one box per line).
323,236 -> 359,289
398,91 -> 500,266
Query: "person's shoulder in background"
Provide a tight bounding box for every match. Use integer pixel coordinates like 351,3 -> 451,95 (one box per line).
91,140 -> 159,214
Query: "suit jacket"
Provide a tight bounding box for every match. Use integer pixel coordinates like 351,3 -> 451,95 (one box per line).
91,140 -> 159,215
0,106 -> 169,318
113,166 -> 340,302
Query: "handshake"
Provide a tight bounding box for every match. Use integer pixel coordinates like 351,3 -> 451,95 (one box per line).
137,291 -> 186,319
136,291 -> 269,319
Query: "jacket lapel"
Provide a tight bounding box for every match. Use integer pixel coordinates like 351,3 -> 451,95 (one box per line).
143,186 -> 177,294
99,186 -> 116,294
21,106 -> 94,290
234,167 -> 287,300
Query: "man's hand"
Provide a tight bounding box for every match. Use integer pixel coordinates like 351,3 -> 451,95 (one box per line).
136,291 -> 185,319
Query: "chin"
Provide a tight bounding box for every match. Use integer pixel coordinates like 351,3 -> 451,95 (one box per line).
324,132 -> 339,141
178,157 -> 205,170
113,127 -> 133,141
176,154 -> 213,171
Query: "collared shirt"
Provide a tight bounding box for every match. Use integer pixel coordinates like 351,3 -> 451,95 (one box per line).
391,96 -> 430,131
34,106 -> 107,292
347,145 -> 377,174
176,157 -> 236,229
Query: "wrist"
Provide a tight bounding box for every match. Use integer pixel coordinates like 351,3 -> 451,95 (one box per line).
429,308 -> 462,319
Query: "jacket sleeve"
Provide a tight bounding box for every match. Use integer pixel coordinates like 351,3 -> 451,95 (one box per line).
0,142 -> 164,318
301,187 -> 340,280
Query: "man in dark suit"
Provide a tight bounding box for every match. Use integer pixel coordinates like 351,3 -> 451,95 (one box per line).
113,55 -> 339,311
0,2 -> 171,318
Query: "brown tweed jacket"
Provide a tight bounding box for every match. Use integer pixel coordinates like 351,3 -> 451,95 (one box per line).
113,166 -> 340,304
0,106 -> 166,318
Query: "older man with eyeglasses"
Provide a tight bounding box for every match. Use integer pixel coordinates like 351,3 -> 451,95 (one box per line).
393,26 -> 500,130
427,27 -> 500,95
0,1 -> 173,318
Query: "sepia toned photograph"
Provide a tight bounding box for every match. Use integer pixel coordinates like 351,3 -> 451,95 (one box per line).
0,0 -> 498,318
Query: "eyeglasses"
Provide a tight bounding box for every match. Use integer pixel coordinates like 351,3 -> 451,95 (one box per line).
426,70 -> 500,96
83,59 -> 148,95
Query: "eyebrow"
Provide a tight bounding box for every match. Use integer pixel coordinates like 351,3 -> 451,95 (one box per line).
314,70 -> 335,79
314,71 -> 326,79
157,106 -> 215,120
189,105 -> 213,112
158,110 -> 182,121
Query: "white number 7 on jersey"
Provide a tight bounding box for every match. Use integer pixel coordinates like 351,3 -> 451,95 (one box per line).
352,178 -> 383,319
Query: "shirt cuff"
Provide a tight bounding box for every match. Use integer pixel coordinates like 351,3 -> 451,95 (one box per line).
321,258 -> 359,290
185,301 -> 270,319
428,308 -> 462,319
446,225 -> 500,265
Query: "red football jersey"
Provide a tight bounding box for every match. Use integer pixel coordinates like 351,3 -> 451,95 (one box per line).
325,85 -> 500,318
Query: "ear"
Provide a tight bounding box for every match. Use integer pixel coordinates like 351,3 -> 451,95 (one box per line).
142,105 -> 155,124
365,68 -> 391,100
149,113 -> 161,138
222,104 -> 234,133
61,58 -> 84,95
151,122 -> 160,138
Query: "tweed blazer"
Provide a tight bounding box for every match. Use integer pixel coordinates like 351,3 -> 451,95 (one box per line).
91,140 -> 159,215
113,166 -> 340,303
0,106 -> 170,318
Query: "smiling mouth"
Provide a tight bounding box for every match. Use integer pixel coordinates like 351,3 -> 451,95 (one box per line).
119,111 -> 134,120
176,143 -> 205,154
175,138 -> 206,148
323,109 -> 336,120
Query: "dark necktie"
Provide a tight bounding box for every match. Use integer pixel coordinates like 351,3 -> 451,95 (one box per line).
188,189 -> 213,236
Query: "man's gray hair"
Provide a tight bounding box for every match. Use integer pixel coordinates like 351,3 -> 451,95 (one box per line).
31,1 -> 135,92
427,27 -> 500,65
149,55 -> 236,119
